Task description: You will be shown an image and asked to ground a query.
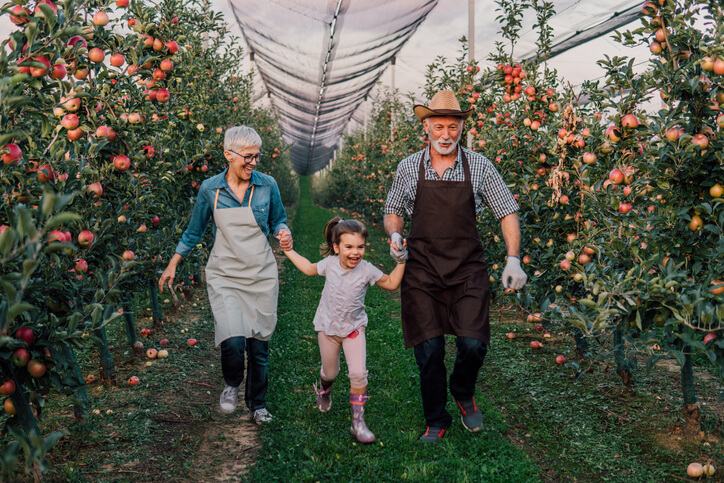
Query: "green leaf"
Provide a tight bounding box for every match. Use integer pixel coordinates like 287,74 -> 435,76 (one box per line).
44,212 -> 81,230
6,301 -> 35,324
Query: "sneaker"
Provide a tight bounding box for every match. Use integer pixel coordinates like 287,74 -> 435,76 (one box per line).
219,385 -> 239,414
457,398 -> 482,432
419,426 -> 446,443
252,408 -> 272,424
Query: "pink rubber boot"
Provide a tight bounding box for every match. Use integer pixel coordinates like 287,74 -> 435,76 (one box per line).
349,393 -> 375,443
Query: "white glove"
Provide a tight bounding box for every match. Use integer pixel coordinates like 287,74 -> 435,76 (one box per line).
390,232 -> 408,263
502,256 -> 527,290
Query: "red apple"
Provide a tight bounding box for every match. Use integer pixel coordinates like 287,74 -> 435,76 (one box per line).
50,63 -> 67,80
556,355 -> 566,364
151,215 -> 160,226
113,154 -> 131,171
16,328 -> 34,345
92,10 -> 109,26
159,338 -> 169,345
156,88 -> 170,102
77,230 -> 94,247
146,348 -> 158,359
110,53 -> 125,67
29,56 -> 50,77
87,182 -> 103,198
704,333 -> 717,345
61,114 -> 79,130
621,114 -> 639,128
618,203 -> 633,214
67,127 -> 84,142
582,152 -> 597,164
88,48 -> 105,63
560,259 -> 571,270
75,259 -> 88,272
27,359 -> 47,378
2,144 -> 22,165
153,38 -> 164,51
9,5 -> 30,25
187,338 -> 197,347
116,0 -> 129,6
165,40 -> 179,53
136,224 -> 147,233
530,341 -> 542,349
128,376 -> 140,386
714,58 -> 724,76
0,380 -> 16,396
692,134 -> 709,149
11,348 -> 30,367
160,59 -> 174,72
122,250 -> 135,261
143,145 -> 155,158
609,169 -> 625,185
506,332 -> 515,339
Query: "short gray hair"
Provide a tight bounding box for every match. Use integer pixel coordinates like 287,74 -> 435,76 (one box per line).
224,126 -> 263,152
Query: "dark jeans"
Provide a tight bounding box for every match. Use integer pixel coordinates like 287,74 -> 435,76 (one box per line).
220,336 -> 269,411
413,335 -> 487,428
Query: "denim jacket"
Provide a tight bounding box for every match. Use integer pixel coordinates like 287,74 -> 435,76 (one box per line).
174,168 -> 290,257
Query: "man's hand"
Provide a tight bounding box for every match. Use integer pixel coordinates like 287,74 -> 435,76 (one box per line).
277,229 -> 293,251
390,232 -> 408,263
502,256 -> 527,290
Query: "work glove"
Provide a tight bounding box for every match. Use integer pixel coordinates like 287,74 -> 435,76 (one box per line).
390,232 -> 408,263
502,256 -> 527,290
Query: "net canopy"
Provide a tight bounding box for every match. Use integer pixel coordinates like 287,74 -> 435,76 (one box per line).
228,0 -> 439,175
225,0 -> 645,175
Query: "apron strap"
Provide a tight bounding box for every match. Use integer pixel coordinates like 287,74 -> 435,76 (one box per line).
214,185 -> 255,210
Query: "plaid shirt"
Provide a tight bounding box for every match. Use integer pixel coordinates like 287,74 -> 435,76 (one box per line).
384,146 -> 519,220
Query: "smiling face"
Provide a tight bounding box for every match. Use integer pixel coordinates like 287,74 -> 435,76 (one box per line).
224,145 -> 260,183
424,116 -> 464,155
334,232 -> 366,270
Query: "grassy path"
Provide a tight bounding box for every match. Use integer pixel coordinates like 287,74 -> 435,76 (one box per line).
249,177 -> 538,481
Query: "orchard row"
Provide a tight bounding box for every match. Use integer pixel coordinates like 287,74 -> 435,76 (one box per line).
0,0 -> 296,474
317,0 -> 723,437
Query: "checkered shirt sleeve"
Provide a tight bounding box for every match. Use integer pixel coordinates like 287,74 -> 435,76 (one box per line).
384,147 -> 519,220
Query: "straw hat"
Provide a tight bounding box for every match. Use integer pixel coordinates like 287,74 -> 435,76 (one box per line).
413,90 -> 473,122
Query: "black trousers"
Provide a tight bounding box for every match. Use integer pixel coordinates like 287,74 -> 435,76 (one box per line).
413,335 -> 487,428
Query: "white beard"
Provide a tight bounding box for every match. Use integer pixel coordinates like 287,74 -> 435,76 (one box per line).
430,137 -> 457,155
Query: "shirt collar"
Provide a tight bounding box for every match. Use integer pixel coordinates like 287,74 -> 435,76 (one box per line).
207,168 -> 261,190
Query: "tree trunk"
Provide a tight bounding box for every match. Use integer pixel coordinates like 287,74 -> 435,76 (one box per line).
614,328 -> 634,392
681,347 -> 700,437
148,278 -> 164,328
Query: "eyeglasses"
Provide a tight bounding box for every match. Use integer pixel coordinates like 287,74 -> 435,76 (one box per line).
228,150 -> 263,164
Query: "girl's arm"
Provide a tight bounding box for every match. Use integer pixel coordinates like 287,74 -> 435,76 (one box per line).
283,249 -> 318,276
375,262 -> 406,291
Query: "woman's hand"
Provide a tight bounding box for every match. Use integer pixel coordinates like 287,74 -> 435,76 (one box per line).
277,229 -> 293,251
158,254 -> 183,292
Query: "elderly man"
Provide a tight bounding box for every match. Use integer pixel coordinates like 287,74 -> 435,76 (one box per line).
384,90 -> 527,442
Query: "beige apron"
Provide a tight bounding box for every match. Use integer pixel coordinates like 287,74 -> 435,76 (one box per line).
205,186 -> 278,346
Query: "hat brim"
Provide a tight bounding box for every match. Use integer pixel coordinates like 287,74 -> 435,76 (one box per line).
413,105 -> 474,122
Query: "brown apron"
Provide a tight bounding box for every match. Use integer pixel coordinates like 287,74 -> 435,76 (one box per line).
400,147 -> 490,349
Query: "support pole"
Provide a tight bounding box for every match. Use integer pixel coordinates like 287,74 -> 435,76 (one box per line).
467,0 -> 475,150
390,56 -> 396,142
250,51 -> 255,72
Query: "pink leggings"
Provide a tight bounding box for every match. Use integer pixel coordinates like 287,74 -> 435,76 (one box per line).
318,327 -> 368,389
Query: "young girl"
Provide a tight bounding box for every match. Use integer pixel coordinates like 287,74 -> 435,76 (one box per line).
282,217 -> 406,443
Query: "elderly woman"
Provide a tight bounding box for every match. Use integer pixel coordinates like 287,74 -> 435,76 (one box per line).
159,125 -> 292,423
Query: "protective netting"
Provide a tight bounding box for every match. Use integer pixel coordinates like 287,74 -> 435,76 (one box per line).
228,0 -> 439,175
517,1 -> 642,61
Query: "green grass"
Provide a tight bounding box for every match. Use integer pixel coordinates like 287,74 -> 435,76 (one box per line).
249,177 -> 539,481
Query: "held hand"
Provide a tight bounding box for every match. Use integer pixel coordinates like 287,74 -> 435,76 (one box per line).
277,229 -> 293,251
389,232 -> 408,263
158,264 -> 177,293
502,256 -> 527,290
